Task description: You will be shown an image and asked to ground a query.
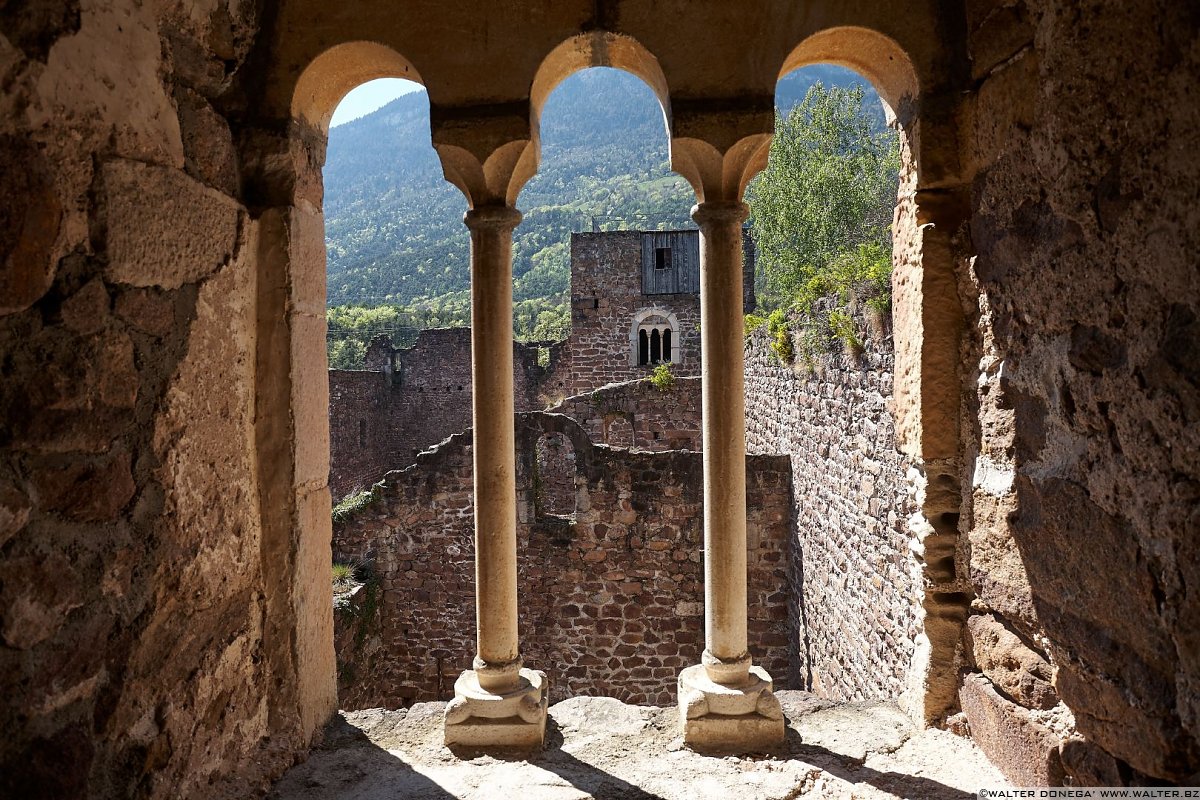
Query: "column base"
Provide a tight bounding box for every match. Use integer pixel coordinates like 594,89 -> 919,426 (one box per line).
677,663 -> 785,752
443,667 -> 548,749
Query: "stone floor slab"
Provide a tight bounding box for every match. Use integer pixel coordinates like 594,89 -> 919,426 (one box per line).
270,691 -> 1009,800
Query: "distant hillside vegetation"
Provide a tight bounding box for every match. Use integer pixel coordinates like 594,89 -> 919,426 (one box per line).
323,65 -> 883,312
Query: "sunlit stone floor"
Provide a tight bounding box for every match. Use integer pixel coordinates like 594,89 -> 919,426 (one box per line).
270,691 -> 1008,800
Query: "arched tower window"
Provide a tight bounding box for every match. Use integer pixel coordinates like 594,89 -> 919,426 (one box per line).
631,309 -> 680,367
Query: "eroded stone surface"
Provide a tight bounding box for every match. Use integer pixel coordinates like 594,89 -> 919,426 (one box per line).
102,159 -> 241,289
270,693 -> 1008,800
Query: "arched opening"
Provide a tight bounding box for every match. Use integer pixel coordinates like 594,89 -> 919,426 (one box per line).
278,23 -> 957,748
630,309 -> 682,367
738,31 -> 959,725
290,40 -> 706,719
322,75 -> 475,507
525,37 -> 701,395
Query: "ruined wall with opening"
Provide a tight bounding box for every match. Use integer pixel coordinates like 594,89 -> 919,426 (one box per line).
546,376 -> 702,451
328,328 -> 548,498
954,0 -> 1200,785
743,305 -> 922,702
331,413 -> 791,708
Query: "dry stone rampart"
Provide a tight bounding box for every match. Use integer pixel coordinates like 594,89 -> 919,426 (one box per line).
743,309 -> 922,703
332,413 -> 791,708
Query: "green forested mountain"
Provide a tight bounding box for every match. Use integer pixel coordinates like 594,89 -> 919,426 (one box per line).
323,65 -> 881,312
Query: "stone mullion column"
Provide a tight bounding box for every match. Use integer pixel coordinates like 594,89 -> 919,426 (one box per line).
467,203 -> 522,688
677,200 -> 783,751
444,203 -> 548,749
696,201 -> 750,676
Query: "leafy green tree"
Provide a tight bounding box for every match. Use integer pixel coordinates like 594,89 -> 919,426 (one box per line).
747,83 -> 900,312
328,338 -> 367,369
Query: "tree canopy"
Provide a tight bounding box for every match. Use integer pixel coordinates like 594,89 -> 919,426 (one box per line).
747,83 -> 900,314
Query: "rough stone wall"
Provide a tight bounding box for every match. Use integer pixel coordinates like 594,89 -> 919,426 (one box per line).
547,376 -> 703,451
331,413 -> 791,709
957,0 -> 1200,785
328,328 -> 548,498
328,370 -> 391,497
743,308 -> 922,703
0,2 -> 331,797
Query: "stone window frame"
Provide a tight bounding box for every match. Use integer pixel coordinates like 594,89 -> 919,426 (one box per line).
630,307 -> 680,367
283,25 -> 962,735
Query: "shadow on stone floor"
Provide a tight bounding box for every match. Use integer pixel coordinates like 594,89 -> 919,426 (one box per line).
444,718 -> 670,800
274,706 -> 986,799
269,715 -> 460,800
537,718 -> 671,800
783,726 -> 977,800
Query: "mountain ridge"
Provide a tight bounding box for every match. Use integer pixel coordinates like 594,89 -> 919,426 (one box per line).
323,65 -> 882,311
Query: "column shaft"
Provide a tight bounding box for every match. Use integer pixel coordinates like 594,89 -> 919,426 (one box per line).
695,201 -> 751,680
466,204 -> 523,691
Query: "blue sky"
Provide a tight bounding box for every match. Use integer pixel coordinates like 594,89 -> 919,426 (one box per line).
330,78 -> 423,127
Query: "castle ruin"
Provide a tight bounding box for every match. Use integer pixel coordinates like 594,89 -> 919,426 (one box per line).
1,1 -> 1197,795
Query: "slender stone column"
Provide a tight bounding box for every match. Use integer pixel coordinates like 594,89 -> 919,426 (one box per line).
678,200 -> 783,751
467,204 -> 522,689
444,203 -> 548,749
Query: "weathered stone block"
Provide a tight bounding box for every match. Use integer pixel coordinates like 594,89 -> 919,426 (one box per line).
960,672 -> 1064,786
965,613 -> 1056,710
102,159 -> 241,289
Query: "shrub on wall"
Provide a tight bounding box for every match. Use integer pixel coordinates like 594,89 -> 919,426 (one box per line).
648,363 -> 676,391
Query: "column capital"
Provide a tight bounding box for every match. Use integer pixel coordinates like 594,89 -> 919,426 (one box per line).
464,204 -> 523,233
670,134 -> 771,205
691,200 -> 749,229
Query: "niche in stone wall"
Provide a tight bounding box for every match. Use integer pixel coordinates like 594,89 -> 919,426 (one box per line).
536,432 -> 577,518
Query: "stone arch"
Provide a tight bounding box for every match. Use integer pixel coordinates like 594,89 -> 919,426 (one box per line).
249,42 -> 435,743
767,31 -> 969,726
292,41 -> 425,133
779,27 -> 918,123
526,32 -> 672,185
629,307 -> 681,367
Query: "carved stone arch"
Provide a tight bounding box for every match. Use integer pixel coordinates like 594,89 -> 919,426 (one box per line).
629,307 -> 681,367
292,41 -> 425,133
525,32 -> 672,195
